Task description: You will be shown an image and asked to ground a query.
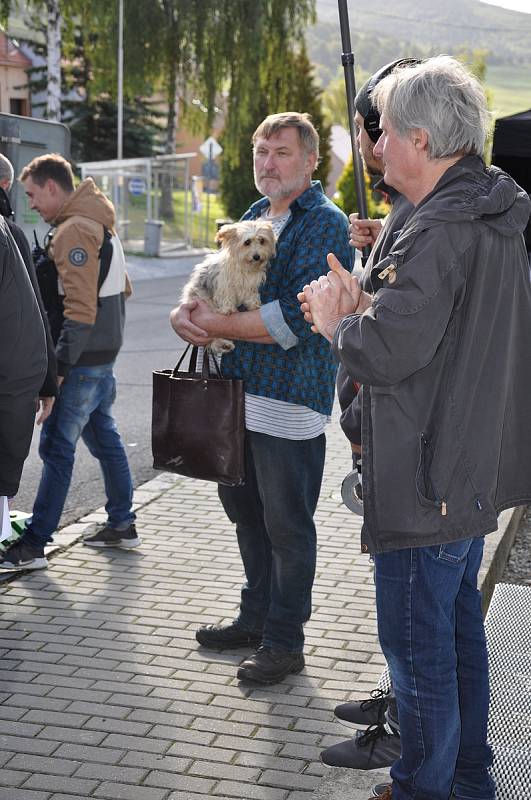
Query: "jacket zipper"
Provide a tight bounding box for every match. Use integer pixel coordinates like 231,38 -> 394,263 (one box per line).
377,262 -> 398,284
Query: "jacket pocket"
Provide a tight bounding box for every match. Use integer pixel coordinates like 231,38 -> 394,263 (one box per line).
415,432 -> 481,520
415,432 -> 447,514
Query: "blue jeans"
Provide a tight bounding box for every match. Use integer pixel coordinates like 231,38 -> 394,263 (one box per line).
24,363 -> 134,550
375,538 -> 495,800
218,431 -> 326,653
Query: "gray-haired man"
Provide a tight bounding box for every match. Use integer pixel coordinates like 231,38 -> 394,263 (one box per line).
300,56 -> 531,800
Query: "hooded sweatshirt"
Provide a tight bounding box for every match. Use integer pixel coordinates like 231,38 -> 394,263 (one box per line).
333,156 -> 531,554
49,178 -> 131,378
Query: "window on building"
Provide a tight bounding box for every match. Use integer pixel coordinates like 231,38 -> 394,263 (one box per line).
9,98 -> 28,116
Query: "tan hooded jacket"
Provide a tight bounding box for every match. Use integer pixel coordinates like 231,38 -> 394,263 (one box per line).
48,178 -> 132,377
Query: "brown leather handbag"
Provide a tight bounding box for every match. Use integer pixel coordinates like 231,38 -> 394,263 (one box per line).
152,345 -> 245,486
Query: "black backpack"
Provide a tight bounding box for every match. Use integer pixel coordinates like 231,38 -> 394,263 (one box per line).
33,227 -> 113,344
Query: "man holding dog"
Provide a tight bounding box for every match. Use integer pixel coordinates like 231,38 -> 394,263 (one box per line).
300,56 -> 531,800
170,112 -> 351,684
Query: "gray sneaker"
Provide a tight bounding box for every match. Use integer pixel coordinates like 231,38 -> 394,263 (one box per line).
0,541 -> 48,571
83,524 -> 140,549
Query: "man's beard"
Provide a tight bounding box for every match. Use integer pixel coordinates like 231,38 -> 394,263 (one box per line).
254,171 -> 308,201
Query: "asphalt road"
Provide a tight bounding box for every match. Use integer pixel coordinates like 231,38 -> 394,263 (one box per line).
14,256 -> 199,527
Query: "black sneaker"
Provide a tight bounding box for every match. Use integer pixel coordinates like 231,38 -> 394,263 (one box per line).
83,524 -> 140,549
196,621 -> 262,649
320,722 -> 401,770
237,646 -> 305,685
335,688 -> 389,730
0,540 -> 48,571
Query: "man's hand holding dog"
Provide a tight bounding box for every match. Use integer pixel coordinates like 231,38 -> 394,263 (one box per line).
298,254 -> 372,342
170,300 -> 213,346
170,300 -> 275,346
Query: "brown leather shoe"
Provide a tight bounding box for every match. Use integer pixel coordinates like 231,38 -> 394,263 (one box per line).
370,785 -> 392,799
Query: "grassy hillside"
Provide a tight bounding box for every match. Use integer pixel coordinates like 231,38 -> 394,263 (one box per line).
315,0 -> 531,64
309,3 -> 531,121
487,63 -> 531,118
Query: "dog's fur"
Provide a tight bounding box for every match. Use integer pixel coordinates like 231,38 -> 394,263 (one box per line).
181,220 -> 276,354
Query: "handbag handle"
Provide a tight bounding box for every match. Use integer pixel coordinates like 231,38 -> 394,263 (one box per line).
173,345 -> 223,379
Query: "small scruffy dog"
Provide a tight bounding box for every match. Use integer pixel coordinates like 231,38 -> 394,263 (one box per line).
181,220 -> 276,354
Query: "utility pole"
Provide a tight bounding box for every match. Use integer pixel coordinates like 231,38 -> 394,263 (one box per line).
117,0 -> 124,160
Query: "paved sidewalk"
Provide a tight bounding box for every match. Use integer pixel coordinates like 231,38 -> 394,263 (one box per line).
0,411 -> 520,800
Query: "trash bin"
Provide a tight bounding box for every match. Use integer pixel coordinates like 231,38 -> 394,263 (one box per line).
144,219 -> 164,257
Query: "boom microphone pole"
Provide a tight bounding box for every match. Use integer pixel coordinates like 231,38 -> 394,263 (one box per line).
338,0 -> 370,265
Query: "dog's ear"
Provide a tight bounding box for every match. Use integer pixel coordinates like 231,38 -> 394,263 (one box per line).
257,223 -> 276,253
216,224 -> 239,245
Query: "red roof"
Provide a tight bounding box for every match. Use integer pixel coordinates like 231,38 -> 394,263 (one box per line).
0,31 -> 31,68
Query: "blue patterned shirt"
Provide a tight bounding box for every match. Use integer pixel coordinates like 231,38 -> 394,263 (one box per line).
221,181 -> 352,415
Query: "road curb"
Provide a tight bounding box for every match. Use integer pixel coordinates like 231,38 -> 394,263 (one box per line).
0,472 -> 181,583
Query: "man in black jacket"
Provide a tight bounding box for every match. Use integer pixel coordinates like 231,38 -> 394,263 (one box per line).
0,153 -> 58,421
300,56 -> 531,800
0,180 -> 48,502
322,61 -> 417,774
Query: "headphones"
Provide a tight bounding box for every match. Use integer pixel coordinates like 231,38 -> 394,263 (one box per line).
362,58 -> 421,143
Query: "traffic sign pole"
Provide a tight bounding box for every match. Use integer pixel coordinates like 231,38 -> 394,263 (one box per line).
205,142 -> 212,245
199,136 -> 223,247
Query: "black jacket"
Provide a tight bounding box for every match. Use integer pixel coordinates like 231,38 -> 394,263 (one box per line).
333,156 -> 531,554
0,188 -> 58,398
0,216 -> 48,496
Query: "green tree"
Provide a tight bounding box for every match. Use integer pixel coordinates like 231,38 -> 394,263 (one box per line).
335,157 -> 390,219
284,44 -> 331,190
220,41 -> 333,221
322,66 -> 369,129
455,49 -> 494,161
68,97 -> 163,162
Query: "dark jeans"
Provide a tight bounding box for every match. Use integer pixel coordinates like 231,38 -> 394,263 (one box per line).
375,537 -> 495,800
218,430 -> 326,653
24,363 -> 135,551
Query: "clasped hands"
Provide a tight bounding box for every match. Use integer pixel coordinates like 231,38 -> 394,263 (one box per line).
297,254 -> 372,343
170,298 -> 220,346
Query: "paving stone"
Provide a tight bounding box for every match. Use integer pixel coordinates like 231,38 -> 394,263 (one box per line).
37,728 -> 107,746
0,768 -> 31,787
21,776 -> 97,795
54,743 -> 124,764
6,754 -> 80,776
0,737 -> 59,758
213,781 -> 289,799
144,771 -> 215,793
72,761 -> 148,782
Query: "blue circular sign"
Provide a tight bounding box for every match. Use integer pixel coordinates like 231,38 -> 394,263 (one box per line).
128,177 -> 147,196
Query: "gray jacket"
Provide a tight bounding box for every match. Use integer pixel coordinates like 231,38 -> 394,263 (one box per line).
333,156 -> 531,554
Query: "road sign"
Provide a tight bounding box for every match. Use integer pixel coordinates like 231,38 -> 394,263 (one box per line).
128,177 -> 147,196
199,136 -> 222,160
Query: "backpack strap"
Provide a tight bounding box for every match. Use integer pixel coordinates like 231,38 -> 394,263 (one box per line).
97,227 -> 113,294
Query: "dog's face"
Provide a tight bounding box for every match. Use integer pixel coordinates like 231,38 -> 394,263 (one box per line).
215,221 -> 276,269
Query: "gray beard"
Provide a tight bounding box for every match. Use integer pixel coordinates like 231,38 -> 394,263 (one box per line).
254,173 -> 309,201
